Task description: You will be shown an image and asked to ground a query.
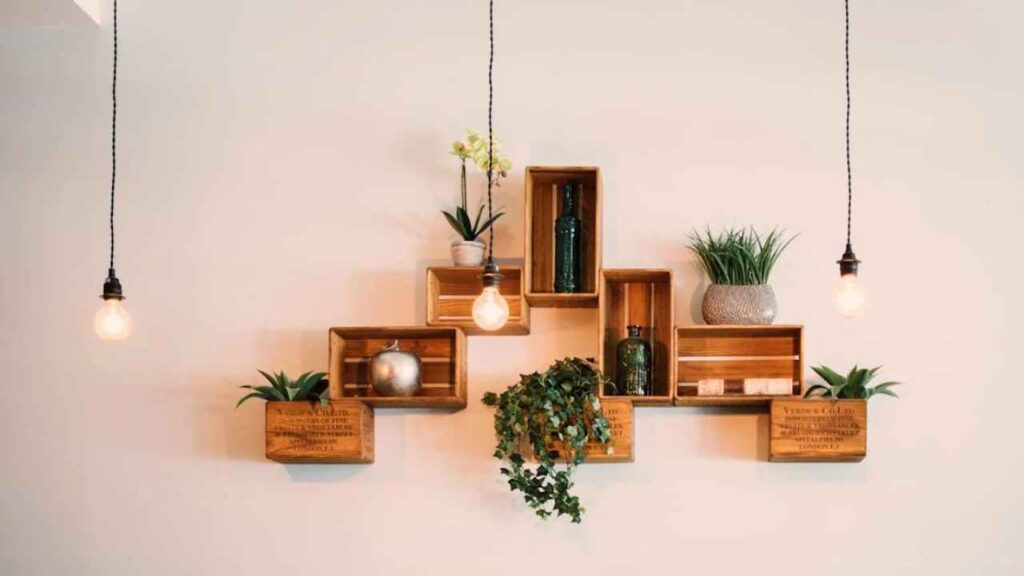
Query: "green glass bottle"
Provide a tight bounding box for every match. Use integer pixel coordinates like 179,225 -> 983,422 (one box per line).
616,325 -> 651,396
554,181 -> 583,293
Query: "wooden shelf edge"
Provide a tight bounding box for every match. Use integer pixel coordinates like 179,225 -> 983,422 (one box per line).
674,395 -> 800,407
769,455 -> 866,463
525,292 -> 599,308
424,322 -> 530,336
602,395 -> 673,407
350,396 -> 468,410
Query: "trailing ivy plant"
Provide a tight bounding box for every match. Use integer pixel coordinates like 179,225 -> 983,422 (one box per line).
804,365 -> 901,400
481,357 -> 613,523
236,370 -> 328,407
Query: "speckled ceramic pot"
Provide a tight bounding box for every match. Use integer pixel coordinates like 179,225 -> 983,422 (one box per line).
702,284 -> 777,325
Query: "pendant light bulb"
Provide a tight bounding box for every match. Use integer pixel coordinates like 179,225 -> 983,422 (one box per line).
95,269 -> 132,341
835,272 -> 865,318
835,245 -> 865,318
473,259 -> 509,331
95,297 -> 133,341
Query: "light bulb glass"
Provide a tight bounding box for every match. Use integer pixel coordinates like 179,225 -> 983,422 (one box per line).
835,273 -> 865,318
472,285 -> 510,331
95,298 -> 133,341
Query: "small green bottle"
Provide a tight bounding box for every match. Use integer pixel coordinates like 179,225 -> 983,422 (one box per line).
554,181 -> 583,293
616,325 -> 651,396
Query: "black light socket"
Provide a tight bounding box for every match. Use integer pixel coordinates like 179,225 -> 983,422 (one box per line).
101,268 -> 125,300
837,244 -> 861,276
481,258 -> 503,288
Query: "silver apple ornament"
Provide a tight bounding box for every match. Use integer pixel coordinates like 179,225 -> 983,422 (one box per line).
369,340 -> 422,397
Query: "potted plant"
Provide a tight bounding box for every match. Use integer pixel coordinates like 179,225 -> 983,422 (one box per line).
481,357 -> 613,523
444,130 -> 510,266
689,227 -> 796,324
237,371 -> 375,463
769,365 -> 901,462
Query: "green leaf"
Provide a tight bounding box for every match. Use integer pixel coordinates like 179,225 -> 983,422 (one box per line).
295,371 -> 326,401
235,392 -> 269,408
803,384 -> 831,398
811,365 -> 846,389
258,370 -> 278,388
442,210 -> 466,238
251,385 -> 286,401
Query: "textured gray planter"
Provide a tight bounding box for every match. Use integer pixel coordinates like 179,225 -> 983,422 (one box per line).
702,284 -> 777,325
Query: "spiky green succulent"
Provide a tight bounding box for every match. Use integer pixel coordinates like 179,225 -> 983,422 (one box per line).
804,365 -> 901,400
236,370 -> 328,407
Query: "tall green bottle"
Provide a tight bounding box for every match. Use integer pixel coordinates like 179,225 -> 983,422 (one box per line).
554,181 -> 583,293
617,325 -> 651,396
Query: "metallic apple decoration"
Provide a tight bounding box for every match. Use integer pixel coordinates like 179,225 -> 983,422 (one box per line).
369,340 -> 422,397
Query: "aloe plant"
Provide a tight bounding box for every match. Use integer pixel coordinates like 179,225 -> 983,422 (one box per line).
804,365 -> 901,400
689,227 -> 796,285
236,370 -> 328,408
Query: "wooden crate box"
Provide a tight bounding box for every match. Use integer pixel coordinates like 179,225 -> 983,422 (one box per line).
265,400 -> 374,464
523,167 -> 602,308
770,399 -> 867,462
426,265 -> 530,336
674,325 -> 803,407
598,269 -> 674,406
328,326 -> 467,409
549,397 -> 634,463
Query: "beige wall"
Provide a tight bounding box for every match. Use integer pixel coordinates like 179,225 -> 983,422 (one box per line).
2,1 -> 1022,574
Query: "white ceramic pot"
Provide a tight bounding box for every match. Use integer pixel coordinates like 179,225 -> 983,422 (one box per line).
450,239 -> 486,267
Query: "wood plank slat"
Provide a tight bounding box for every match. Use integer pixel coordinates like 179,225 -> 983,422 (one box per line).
677,358 -> 799,381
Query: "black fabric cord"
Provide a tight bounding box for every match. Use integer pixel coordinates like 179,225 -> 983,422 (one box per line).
845,0 -> 853,246
109,0 -> 118,271
486,0 -> 495,260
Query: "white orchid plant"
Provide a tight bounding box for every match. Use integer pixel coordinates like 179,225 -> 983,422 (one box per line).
443,130 -> 511,242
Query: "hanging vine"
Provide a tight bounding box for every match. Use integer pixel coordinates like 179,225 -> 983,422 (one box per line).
482,358 -> 614,523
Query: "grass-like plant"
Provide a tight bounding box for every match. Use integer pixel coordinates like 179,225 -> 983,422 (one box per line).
804,365 -> 901,400
482,358 -> 613,523
689,227 -> 796,285
236,370 -> 328,407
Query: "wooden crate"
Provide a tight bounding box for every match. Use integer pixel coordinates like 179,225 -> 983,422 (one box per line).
549,397 -> 634,463
328,326 -> 467,409
426,265 -> 530,336
265,400 -> 374,464
674,325 -> 803,407
770,399 -> 867,462
598,269 -> 674,406
523,166 -> 602,308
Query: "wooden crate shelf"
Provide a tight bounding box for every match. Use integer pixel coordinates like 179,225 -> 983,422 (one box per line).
426,266 -> 530,336
674,325 -> 803,407
265,400 -> 374,464
598,269 -> 674,406
770,399 -> 866,462
523,167 -> 602,308
328,326 -> 467,409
